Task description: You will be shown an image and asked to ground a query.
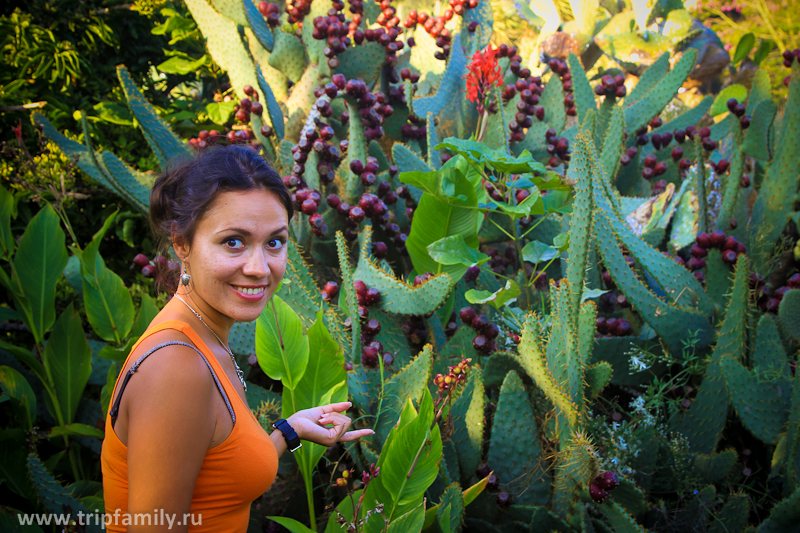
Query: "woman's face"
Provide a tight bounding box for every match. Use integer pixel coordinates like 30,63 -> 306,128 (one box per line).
177,188 -> 289,325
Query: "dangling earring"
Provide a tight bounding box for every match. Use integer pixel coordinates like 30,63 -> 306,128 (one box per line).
180,262 -> 191,286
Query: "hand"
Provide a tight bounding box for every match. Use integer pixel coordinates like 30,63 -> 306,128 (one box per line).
287,401 -> 374,447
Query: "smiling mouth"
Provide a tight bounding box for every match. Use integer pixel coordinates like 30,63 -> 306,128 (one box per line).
232,285 -> 267,295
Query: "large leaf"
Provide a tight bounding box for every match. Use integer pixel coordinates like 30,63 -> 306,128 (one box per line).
0,366 -> 37,429
292,312 -> 347,497
42,304 -> 92,425
75,212 -> 135,344
12,205 -> 68,345
256,295 -> 309,390
362,388 -> 442,532
406,163 -> 481,282
0,185 -> 15,258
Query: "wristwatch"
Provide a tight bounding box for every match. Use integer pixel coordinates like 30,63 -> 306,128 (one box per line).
272,418 -> 302,452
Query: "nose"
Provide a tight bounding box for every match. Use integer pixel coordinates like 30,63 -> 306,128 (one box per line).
242,247 -> 270,279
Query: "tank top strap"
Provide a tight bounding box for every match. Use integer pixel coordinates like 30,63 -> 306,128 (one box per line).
108,320 -> 238,430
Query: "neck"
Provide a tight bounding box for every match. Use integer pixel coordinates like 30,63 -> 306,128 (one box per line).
173,289 -> 233,346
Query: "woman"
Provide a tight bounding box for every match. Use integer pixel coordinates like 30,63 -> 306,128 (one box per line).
101,144 -> 372,532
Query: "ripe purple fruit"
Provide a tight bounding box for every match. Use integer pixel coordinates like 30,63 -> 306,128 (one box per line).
459,307 -> 477,324
671,146 -> 684,162
133,254 -> 150,268
361,346 -> 379,368
322,281 -> 339,300
354,280 -> 367,303
721,250 -> 738,265
364,287 -> 381,306
594,471 -> 620,491
709,230 -> 726,249
687,257 -> 706,271
372,242 -> 387,258
495,491 -> 512,508
141,265 -> 156,278
301,199 -> 318,215
350,159 -> 364,175
364,319 -> 381,337
349,206 -> 366,223
690,244 -> 708,258
589,483 -> 609,503
696,232 -> 711,249
472,335 -> 488,352
471,314 -> 489,332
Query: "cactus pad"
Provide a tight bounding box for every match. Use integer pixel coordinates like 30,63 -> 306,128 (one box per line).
450,367 -> 485,482
672,255 -> 748,453
352,226 -> 452,316
487,371 -> 549,505
778,289 -> 800,341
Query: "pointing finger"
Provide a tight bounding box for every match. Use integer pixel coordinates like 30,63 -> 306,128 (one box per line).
320,401 -> 353,414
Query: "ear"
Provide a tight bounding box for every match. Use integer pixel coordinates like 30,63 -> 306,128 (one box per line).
172,233 -> 190,263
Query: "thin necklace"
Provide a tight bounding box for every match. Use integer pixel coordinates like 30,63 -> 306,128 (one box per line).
173,293 -> 247,392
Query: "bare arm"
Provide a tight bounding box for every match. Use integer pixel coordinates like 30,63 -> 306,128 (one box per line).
125,346 -> 217,533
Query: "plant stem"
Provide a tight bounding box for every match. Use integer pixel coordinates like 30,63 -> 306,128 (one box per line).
509,214 -> 530,309
372,354 -> 386,432
302,462 -> 317,531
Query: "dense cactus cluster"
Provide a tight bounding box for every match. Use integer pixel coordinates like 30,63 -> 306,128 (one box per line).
29,0 -> 800,530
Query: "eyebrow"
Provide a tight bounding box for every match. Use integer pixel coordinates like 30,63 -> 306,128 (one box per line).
217,226 -> 288,236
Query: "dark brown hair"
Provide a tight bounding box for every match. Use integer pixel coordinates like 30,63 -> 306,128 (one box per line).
149,144 -> 293,292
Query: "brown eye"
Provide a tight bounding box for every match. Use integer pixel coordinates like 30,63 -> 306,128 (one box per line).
224,238 -> 244,249
267,238 -> 286,250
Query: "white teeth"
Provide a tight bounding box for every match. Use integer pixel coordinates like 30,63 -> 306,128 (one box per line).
235,286 -> 264,295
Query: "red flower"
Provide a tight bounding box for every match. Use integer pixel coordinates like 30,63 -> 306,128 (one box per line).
12,120 -> 23,143
464,44 -> 503,105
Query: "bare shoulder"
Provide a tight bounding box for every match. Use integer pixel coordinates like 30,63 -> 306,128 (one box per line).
124,328 -> 216,402
112,326 -> 218,449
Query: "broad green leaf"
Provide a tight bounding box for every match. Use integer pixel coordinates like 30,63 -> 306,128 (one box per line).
266,517 -> 314,533
49,423 -> 105,439
521,240 -> 559,264
361,388 -> 441,532
732,33 -> 756,64
205,101 -> 237,125
435,138 -> 544,173
42,304 -> 92,425
465,280 -> 521,309
426,235 -> 489,267
256,295 -> 309,390
292,312 -> 347,488
581,288 -> 611,302
553,232 -> 570,251
0,185 -> 16,258
753,39 -> 776,65
486,190 -> 544,219
0,307 -> 17,322
386,500 -> 425,533
406,167 -> 481,282
76,212 -> 135,343
131,294 -> 159,338
0,366 -> 37,429
97,337 -> 137,361
92,102 -> 133,126
0,340 -> 47,387
710,85 -> 748,116
13,204 -> 68,345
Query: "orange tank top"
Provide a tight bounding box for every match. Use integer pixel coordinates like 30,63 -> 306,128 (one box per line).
100,320 -> 278,533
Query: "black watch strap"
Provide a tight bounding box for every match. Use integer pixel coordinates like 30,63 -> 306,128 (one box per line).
272,418 -> 302,452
